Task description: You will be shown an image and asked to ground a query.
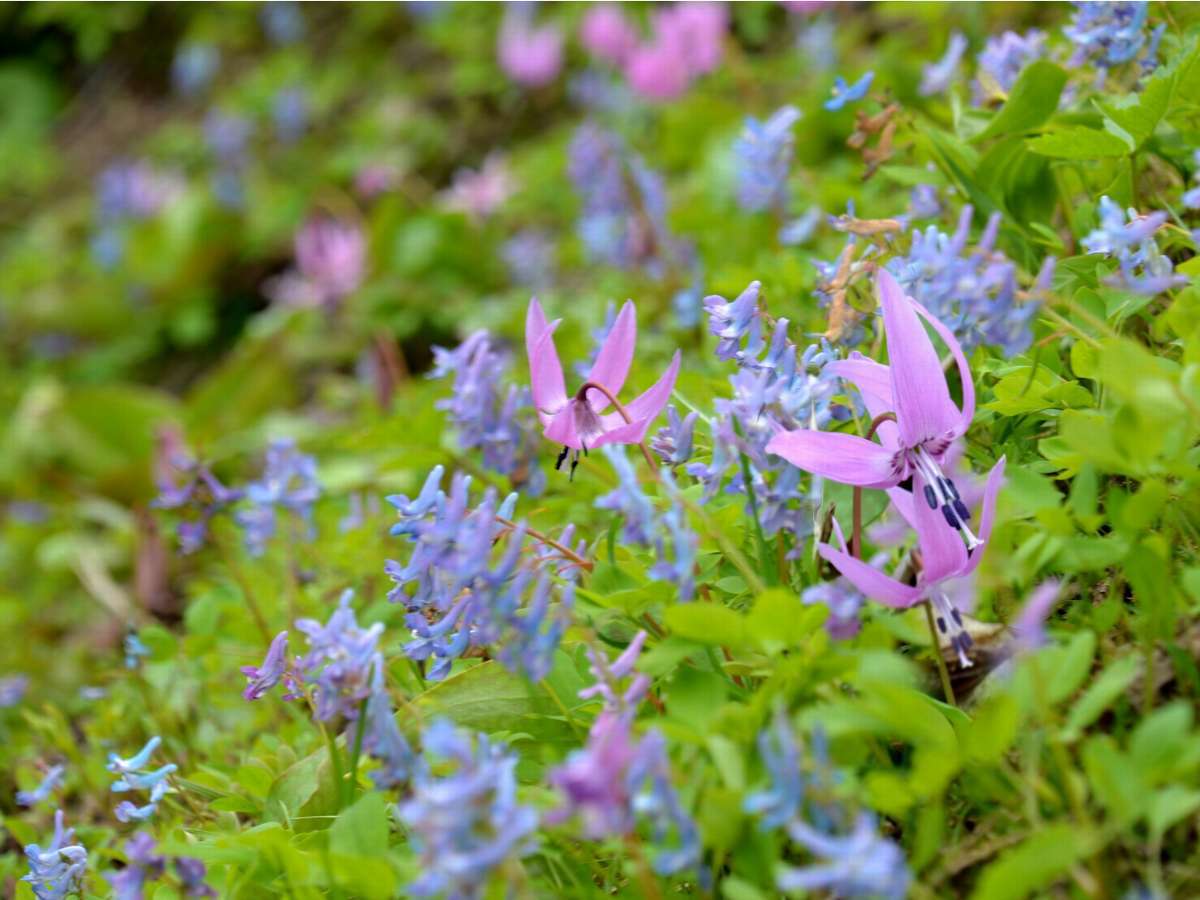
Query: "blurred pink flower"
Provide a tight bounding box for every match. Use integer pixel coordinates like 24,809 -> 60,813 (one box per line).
624,2 -> 727,101
580,4 -> 639,65
267,216 -> 366,308
444,154 -> 515,221
625,39 -> 692,100
354,164 -> 399,199
498,7 -> 564,88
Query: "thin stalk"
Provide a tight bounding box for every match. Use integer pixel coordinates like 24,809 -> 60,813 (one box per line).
212,531 -> 271,644
321,723 -> 346,811
494,515 -> 593,572
731,419 -> 776,586
542,678 -> 585,739
922,599 -> 957,706
347,698 -> 369,803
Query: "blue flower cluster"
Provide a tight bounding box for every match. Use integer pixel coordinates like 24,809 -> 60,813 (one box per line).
597,447 -> 698,600
734,105 -> 801,213
697,282 -> 841,539
107,736 -> 177,823
398,720 -> 538,900
151,430 -> 242,555
973,29 -> 1044,105
1064,1 -> 1162,76
745,712 -> 910,899
22,810 -> 88,900
385,467 -> 575,681
16,764 -> 65,809
108,832 -> 214,899
887,206 -> 1036,355
1082,196 -> 1184,296
294,589 -> 383,722
429,331 -> 545,494
236,438 -> 321,557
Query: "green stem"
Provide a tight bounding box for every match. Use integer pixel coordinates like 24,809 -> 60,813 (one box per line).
347,698 -> 369,803
732,421 -> 776,586
922,600 -> 957,706
542,678 -> 585,739
322,724 -> 346,810
212,531 -> 271,644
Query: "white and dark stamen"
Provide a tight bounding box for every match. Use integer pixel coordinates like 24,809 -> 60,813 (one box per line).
931,591 -> 973,668
553,383 -> 609,481
911,446 -> 980,551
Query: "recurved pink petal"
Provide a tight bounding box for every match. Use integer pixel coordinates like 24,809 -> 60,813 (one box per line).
818,544 -> 923,608
526,297 -> 551,357
587,300 -> 637,411
912,469 -> 968,584
543,405 -> 582,450
529,325 -> 567,421
765,428 -> 900,488
960,456 -> 1006,577
912,298 -> 975,438
597,350 -> 680,442
877,270 -> 957,449
827,353 -> 899,450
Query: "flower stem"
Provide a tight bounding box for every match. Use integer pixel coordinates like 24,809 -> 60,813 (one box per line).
212,530 -> 272,645
731,419 -> 776,587
494,516 -> 594,572
347,698 -> 369,803
922,599 -> 957,706
321,723 -> 346,811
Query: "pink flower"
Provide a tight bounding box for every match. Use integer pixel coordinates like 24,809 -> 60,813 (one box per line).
443,154 -> 514,221
355,164 -> 399,199
295,216 -> 366,300
498,8 -> 564,88
526,298 -> 680,472
658,2 -> 727,76
625,39 -> 692,100
581,4 -> 639,65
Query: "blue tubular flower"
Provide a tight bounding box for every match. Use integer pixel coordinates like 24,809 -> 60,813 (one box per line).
398,721 -> 538,900
627,731 -> 705,880
779,206 -> 823,246
734,105 -> 802,213
171,43 -> 219,96
175,856 -> 216,897
824,72 -> 873,111
151,430 -> 243,555
780,815 -> 911,899
502,230 -> 556,288
973,30 -> 1045,104
1082,197 -> 1183,295
886,206 -> 1035,355
241,631 -> 290,701
108,737 -> 162,775
429,332 -> 543,493
651,405 -> 697,466
909,184 -> 941,219
112,763 -> 177,794
704,280 -> 763,363
744,710 -> 805,829
596,447 -> 657,544
802,578 -> 865,639
294,589 -> 383,722
108,833 -> 164,900
362,664 -> 414,789
235,438 -> 321,557
920,32 -> 967,96
114,800 -> 159,823
1065,2 -> 1160,72
124,632 -> 151,669
23,810 -> 87,900
16,764 -> 65,808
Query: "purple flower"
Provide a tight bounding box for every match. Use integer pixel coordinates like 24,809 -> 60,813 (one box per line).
0,673 -> 29,706
824,72 -> 873,111
430,331 -> 544,491
625,39 -> 691,101
175,857 -> 216,897
294,589 -> 383,722
235,439 -> 321,557
502,230 -> 556,289
802,579 -> 864,640
272,87 -> 309,143
579,630 -> 651,711
909,184 -> 941,220
974,30 -> 1044,105
625,3 -> 727,101
780,814 -> 910,899
261,1 -> 304,44
651,405 -> 697,466
96,161 -> 182,223
270,216 -> 366,308
398,721 -> 538,899
362,665 -> 414,789
16,764 -> 65,809
549,708 -> 642,837
1012,579 -> 1063,652
108,833 -> 164,900
735,105 -> 802,213
241,631 -> 290,701
23,810 -> 87,900
497,6 -> 563,88
920,32 -> 967,97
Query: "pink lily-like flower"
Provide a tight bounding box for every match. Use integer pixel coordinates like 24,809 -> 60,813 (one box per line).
767,269 -> 982,549
526,298 -> 680,476
819,457 -> 1005,667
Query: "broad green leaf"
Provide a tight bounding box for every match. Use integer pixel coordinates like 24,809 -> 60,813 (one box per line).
962,693 -> 1020,764
977,62 -> 1068,141
265,749 -> 326,826
1026,127 -> 1130,159
664,603 -> 749,648
970,824 -> 1095,900
330,792 -> 389,858
1060,654 -> 1139,741
1095,63 -> 1170,149
1147,786 -> 1200,839
1083,735 -> 1144,825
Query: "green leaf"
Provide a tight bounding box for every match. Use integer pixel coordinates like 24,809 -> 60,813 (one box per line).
1147,786 -> 1200,839
976,62 -> 1067,141
1026,127 -> 1130,159
330,792 -> 389,858
1095,71 -> 1173,149
664,603 -> 749,648
747,588 -> 826,650
1044,630 -> 1096,704
1060,654 -> 1139,741
962,694 -> 1020,764
970,824 -> 1095,900
265,749 -> 326,826
1083,735 -> 1144,825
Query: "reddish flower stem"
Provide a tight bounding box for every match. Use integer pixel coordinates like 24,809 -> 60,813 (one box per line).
850,411 -> 898,561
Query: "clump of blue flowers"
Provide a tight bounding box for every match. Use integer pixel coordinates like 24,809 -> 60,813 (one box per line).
1064,1 -> 1162,78
973,30 -> 1044,105
430,331 -> 545,494
745,712 -> 910,899
398,720 -> 538,899
23,810 -> 88,900
235,438 -> 321,557
696,282 -> 842,540
734,105 -> 801,213
293,588 -> 383,722
1082,196 -> 1184,296
151,429 -> 242,555
108,735 -> 177,823
385,466 -> 575,681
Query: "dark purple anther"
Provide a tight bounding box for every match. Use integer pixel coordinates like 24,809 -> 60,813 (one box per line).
923,484 -> 938,509
941,505 -> 959,529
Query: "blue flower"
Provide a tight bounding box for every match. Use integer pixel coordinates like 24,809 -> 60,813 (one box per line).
651,405 -> 697,466
824,72 -> 873,111
780,814 -> 910,899
235,439 -> 321,557
920,32 -> 967,96
16,764 -> 65,808
1065,2 -> 1161,73
241,631 -> 290,701
398,721 -> 538,899
294,589 -> 383,722
23,810 -> 87,900
744,710 -> 805,829
171,43 -> 219,96
734,105 -> 802,212
1081,197 -> 1183,296
627,731 -> 705,880
124,632 -> 151,669
973,30 -> 1045,105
